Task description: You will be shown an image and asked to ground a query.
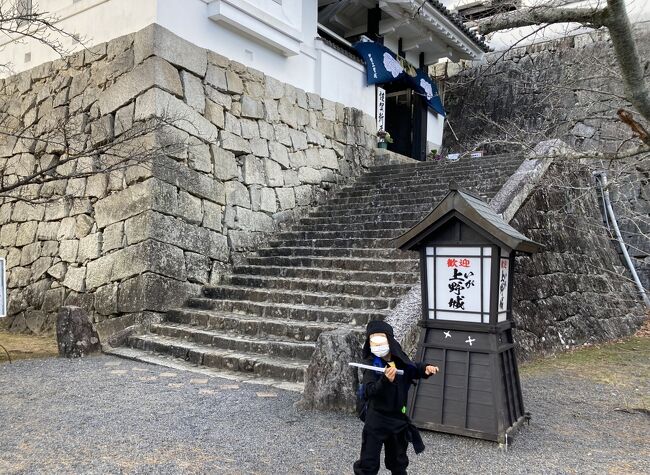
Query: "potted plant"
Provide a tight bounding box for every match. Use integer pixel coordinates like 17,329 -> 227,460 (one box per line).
428,148 -> 443,161
377,130 -> 394,149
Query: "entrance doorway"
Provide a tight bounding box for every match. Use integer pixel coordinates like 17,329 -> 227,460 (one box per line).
384,86 -> 427,161
385,89 -> 412,158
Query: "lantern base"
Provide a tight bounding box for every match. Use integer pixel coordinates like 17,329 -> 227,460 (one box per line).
408,320 -> 527,443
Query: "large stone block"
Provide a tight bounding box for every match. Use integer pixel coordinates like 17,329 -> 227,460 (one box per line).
134,87 -> 218,142
185,252 -> 211,284
13,201 -> 44,222
202,200 -> 223,232
264,159 -> 284,187
241,95 -> 264,119
62,266 -> 86,292
298,167 -> 321,184
111,240 -> 186,283
300,328 -> 364,412
276,187 -> 296,210
117,272 -> 199,313
188,137 -> 213,173
95,283 -> 119,315
56,306 -> 101,358
181,70 -> 206,114
205,99 -> 225,128
98,56 -> 183,115
94,178 -> 178,229
134,24 -> 207,77
152,155 -> 224,205
178,190 -> 203,225
77,233 -> 102,262
205,64 -> 227,90
242,155 -> 265,185
0,223 -> 17,247
212,146 -> 238,181
123,211 -> 228,261
221,130 -> 251,155
269,142 -> 289,168
224,181 -> 251,208
20,242 -> 41,266
250,138 -> 269,158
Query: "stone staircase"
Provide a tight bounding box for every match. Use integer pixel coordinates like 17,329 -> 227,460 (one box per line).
109,154 -> 524,391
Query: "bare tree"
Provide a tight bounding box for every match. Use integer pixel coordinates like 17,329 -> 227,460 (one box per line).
472,0 -> 650,145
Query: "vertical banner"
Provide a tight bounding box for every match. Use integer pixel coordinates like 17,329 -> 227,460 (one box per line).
0,257 -> 5,317
376,86 -> 386,131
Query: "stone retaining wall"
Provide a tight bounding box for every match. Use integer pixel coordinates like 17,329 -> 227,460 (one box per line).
0,24 -> 378,338
440,23 -> 650,154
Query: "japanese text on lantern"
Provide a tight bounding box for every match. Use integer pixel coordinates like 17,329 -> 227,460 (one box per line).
447,259 -> 475,311
498,258 -> 509,314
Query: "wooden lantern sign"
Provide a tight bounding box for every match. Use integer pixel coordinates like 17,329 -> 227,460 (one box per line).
392,183 -> 543,443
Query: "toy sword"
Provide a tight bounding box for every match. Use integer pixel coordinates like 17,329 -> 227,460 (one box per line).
349,362 -> 404,375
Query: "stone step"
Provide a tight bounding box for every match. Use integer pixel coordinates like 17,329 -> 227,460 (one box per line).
267,237 -> 397,249
127,333 -> 308,383
299,211 -> 428,225
255,246 -> 413,260
232,264 -> 418,285
364,155 -> 523,176
202,285 -> 399,310
324,190 -> 494,207
244,255 -> 418,272
316,187 -> 502,212
290,220 -> 419,232
346,172 -> 510,192
221,274 -> 413,298
185,297 -> 389,325
307,204 -> 434,218
165,307 -> 362,342
105,346 -> 304,392
275,229 -> 406,241
150,323 -> 316,360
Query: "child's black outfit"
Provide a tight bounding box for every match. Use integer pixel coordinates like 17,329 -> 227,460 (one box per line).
353,320 -> 431,475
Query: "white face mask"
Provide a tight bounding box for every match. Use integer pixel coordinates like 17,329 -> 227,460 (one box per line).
371,345 -> 390,357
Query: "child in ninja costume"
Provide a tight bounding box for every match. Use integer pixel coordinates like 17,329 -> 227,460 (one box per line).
353,320 -> 438,475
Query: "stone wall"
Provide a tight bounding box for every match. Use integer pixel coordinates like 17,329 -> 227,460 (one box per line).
437,23 -> 650,297
440,23 -> 650,154
383,159 -> 647,363
0,24 -> 378,338
510,159 -> 647,358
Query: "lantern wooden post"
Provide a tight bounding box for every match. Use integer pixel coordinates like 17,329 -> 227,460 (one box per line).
392,183 -> 543,443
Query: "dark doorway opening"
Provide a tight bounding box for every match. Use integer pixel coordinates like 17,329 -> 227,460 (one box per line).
385,88 -> 412,158
383,83 -> 427,161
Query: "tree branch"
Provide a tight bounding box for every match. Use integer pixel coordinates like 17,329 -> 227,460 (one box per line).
474,6 -> 610,35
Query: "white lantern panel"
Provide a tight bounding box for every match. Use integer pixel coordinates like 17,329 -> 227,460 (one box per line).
435,311 -> 482,323
427,256 -> 434,310
426,246 -> 434,256
482,257 -> 491,314
497,257 -> 509,314
435,246 -> 482,256
434,255 -> 481,313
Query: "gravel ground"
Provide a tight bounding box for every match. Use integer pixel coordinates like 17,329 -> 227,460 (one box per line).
1,355 -> 648,474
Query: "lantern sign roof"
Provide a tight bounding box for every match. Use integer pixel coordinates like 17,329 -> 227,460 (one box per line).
392,182 -> 543,254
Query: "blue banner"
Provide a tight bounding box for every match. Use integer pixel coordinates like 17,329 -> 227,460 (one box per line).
353,40 -> 445,116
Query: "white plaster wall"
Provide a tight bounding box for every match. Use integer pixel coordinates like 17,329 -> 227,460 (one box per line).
427,110 -> 445,152
155,0 -> 318,93
315,40 -> 375,115
0,0 -> 157,76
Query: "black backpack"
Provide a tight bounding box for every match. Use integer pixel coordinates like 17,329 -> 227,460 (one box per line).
356,383 -> 369,422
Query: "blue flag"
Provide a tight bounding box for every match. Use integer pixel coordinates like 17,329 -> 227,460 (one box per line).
353,40 -> 445,116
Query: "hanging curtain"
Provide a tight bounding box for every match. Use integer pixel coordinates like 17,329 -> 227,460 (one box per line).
352,39 -> 446,117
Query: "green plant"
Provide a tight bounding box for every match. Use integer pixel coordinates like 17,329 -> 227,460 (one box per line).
377,130 -> 394,144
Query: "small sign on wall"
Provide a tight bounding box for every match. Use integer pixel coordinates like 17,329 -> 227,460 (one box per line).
0,257 -> 6,317
376,87 -> 386,131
